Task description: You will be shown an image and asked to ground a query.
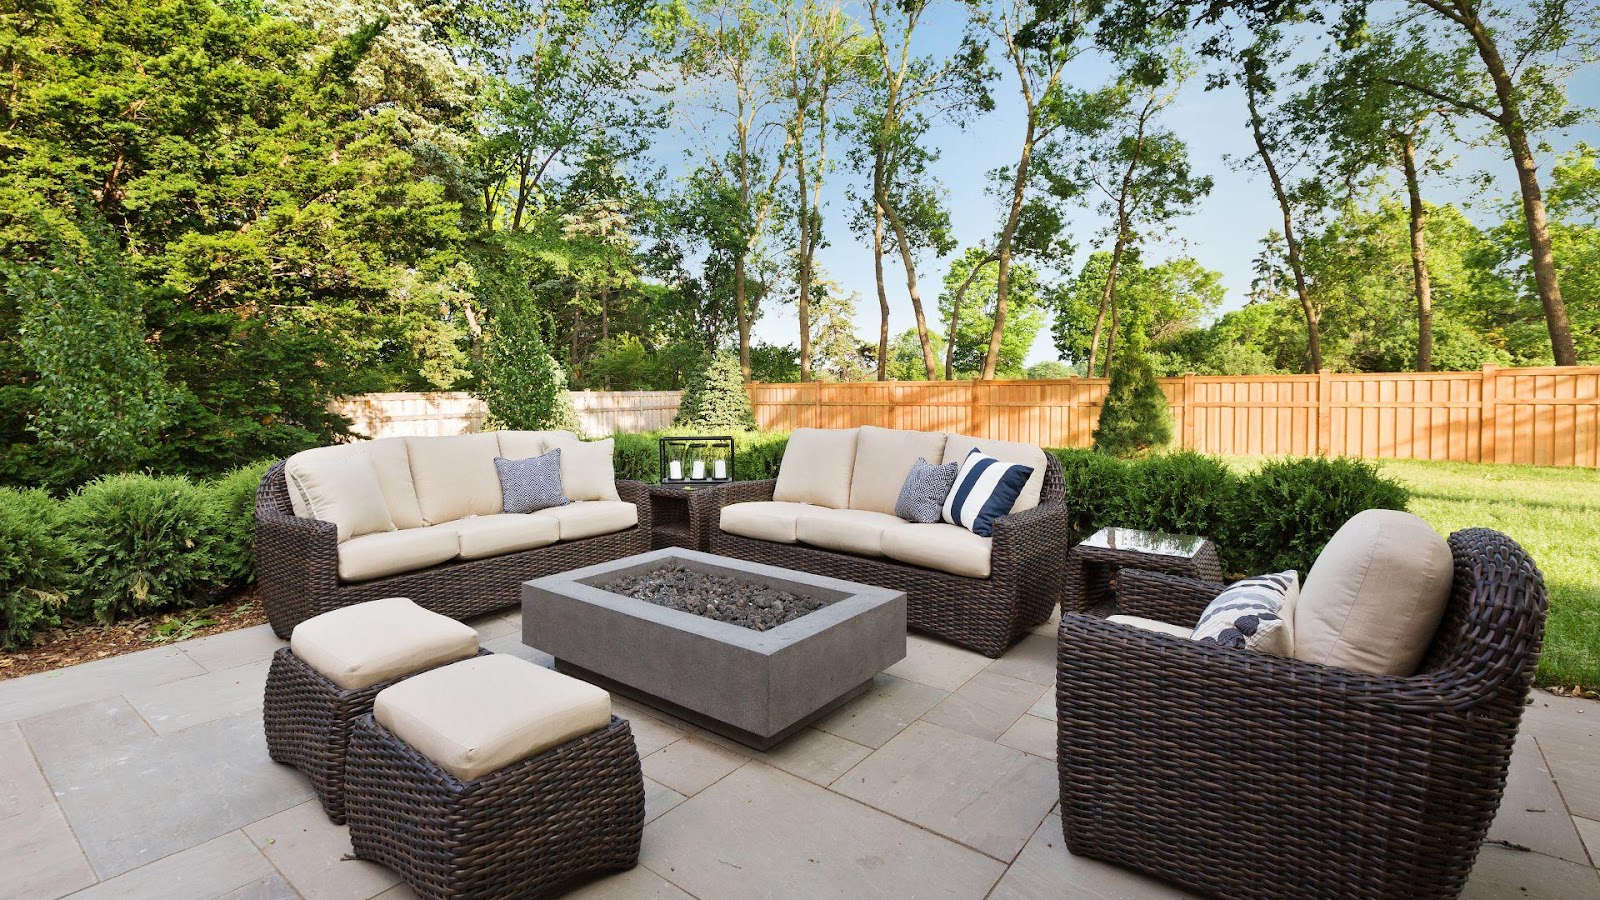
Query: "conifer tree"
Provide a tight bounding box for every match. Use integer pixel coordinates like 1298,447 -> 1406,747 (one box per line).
1093,331 -> 1172,457
674,350 -> 758,432
479,302 -> 582,433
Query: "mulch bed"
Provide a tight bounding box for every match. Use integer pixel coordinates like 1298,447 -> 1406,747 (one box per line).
0,591 -> 267,681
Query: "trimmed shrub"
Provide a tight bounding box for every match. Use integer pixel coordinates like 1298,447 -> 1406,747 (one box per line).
0,488 -> 69,649
205,460 -> 273,588
674,350 -> 757,432
1049,448 -> 1130,542
1093,334 -> 1172,457
732,431 -> 789,481
62,473 -> 222,623
478,301 -> 582,433
1224,456 -> 1410,575
1116,452 -> 1239,539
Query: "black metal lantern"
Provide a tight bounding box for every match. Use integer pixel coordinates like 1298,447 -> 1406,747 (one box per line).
659,436 -> 735,486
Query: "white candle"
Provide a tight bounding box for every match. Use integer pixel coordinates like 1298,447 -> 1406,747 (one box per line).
668,460 -> 683,481
691,459 -> 706,480
713,459 -> 727,480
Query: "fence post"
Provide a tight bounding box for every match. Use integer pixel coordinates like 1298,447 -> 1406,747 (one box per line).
1181,373 -> 1195,450
1317,369 -> 1332,456
1480,364 -> 1497,464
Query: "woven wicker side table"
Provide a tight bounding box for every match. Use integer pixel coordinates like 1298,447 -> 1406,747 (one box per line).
647,483 -> 721,552
1063,527 -> 1222,613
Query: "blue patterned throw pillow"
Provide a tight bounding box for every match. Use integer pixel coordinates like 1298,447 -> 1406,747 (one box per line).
895,457 -> 960,523
495,450 -> 568,514
1191,571 -> 1298,656
942,448 -> 1034,537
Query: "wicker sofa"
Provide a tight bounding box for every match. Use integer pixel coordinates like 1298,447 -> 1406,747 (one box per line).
1055,526 -> 1548,900
704,426 -> 1069,657
256,430 -> 650,638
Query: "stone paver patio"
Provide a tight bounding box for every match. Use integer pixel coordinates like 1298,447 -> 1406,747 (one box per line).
3,609 -> 1597,900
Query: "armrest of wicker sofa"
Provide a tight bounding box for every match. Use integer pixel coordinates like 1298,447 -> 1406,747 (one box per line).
1115,569 -> 1227,628
704,479 -> 777,535
254,510 -> 340,637
991,501 -> 1070,573
615,480 -> 652,532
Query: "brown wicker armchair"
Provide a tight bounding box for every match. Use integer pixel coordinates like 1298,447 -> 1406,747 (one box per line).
255,461 -> 652,638
705,454 -> 1069,658
1055,528 -> 1547,900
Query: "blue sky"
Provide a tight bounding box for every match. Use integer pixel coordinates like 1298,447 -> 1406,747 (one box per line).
650,6 -> 1600,367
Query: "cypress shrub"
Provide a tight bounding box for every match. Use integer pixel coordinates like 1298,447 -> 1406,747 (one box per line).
1224,456 -> 1410,575
205,460 -> 273,588
1093,334 -> 1172,457
674,350 -> 757,432
478,301 -> 582,433
1048,448 -> 1130,542
0,488 -> 69,649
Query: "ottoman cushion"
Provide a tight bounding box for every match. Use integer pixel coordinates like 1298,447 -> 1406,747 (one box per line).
375,654 -> 612,781
290,597 -> 478,690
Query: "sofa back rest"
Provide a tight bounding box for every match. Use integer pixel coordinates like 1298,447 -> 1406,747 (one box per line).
496,430 -> 578,461
285,437 -> 425,530
847,425 -> 948,515
772,428 -> 858,509
405,433 -> 504,525
941,434 -> 1048,515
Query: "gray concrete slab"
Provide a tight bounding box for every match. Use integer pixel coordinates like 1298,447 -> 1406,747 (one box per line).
885,634 -> 992,691
921,670 -> 1047,742
998,713 -> 1057,760
64,831 -> 277,900
0,796 -> 97,900
1487,733 -> 1593,865
178,625 -> 284,674
812,672 -> 947,748
981,631 -> 1057,686
988,813 -> 1190,899
1578,817 -> 1600,867
697,724 -> 874,787
566,865 -> 693,899
1461,844 -> 1600,899
213,873 -> 301,900
642,776 -> 686,826
124,659 -> 271,735
0,646 -> 203,724
641,735 -> 748,796
243,799 -> 399,900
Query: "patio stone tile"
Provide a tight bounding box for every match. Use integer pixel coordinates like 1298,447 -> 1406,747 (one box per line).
0,721 -> 52,818
642,734 -> 747,796
478,634 -> 555,667
639,761 -> 1005,899
832,720 -> 1057,861
0,647 -> 203,724
921,671 -> 1047,742
467,612 -> 518,642
697,725 -> 874,787
1522,691 -> 1597,747
643,776 -> 686,826
1030,609 -> 1062,637
25,702 -> 312,878
243,800 -> 399,899
885,634 -> 992,691
813,673 -> 948,749
66,831 -> 277,900
610,701 -> 687,757
0,798 -> 97,900
1486,734 -> 1592,865
179,626 -> 284,674
1460,844 -> 1600,899
998,714 -> 1057,760
1538,733 -> 1600,822
1575,817 -> 1599,866
124,659 -> 271,736
982,632 -> 1056,687
567,866 -> 693,899
213,873 -> 300,899
989,813 -> 1190,899
1028,688 -> 1056,720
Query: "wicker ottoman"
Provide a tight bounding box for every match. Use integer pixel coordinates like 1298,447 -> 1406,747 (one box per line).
264,597 -> 480,823
345,654 -> 645,900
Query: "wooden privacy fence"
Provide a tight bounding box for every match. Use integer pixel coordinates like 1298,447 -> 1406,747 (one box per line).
335,365 -> 1600,467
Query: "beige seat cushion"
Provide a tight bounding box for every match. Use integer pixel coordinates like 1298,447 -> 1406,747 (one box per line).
1291,509 -> 1453,676
881,523 -> 993,578
545,436 -> 620,502
849,426 -> 948,516
718,501 -> 815,544
337,525 -> 460,582
406,434 -> 505,524
795,508 -> 904,558
285,453 -> 396,542
942,435 -> 1048,514
453,514 -> 560,559
375,654 -> 611,782
496,430 -> 577,461
1107,614 -> 1193,639
290,597 -> 479,691
534,500 -> 638,541
773,428 -> 858,509
286,438 -> 425,530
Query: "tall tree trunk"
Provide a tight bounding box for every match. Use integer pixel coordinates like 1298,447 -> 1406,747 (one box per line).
873,199 -> 890,381
1105,297 -> 1120,376
1087,231 -> 1128,378
881,197 -> 940,380
796,157 -> 814,383
1400,133 -> 1434,372
733,254 -> 752,382
945,253 -> 997,379
982,118 -> 1036,380
1245,74 -> 1321,372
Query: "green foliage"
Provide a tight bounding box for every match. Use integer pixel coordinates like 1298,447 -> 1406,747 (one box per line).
479,302 -> 582,433
204,461 -> 273,588
939,249 -> 1045,378
62,474 -> 222,624
1093,335 -> 1173,457
749,343 -> 801,383
1048,449 -> 1131,542
610,430 -> 789,483
1115,452 -> 1239,538
674,351 -> 757,432
1024,360 -> 1076,379
0,489 -> 69,649
1224,457 -> 1411,575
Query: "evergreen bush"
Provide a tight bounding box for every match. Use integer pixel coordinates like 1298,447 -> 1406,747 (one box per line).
62,474 -> 222,623
478,301 -> 582,433
205,460 -> 273,588
0,488 -> 69,649
1116,452 -> 1240,539
609,430 -> 789,483
1049,449 -> 1130,542
1223,456 -> 1411,575
1093,333 -> 1172,457
674,350 -> 757,432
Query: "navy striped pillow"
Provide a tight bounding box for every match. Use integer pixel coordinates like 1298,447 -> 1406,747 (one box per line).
942,448 -> 1034,537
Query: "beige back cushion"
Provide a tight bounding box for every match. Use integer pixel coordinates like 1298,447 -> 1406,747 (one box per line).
496,430 -> 577,461
405,434 -> 505,525
545,436 -> 619,501
1291,509 -> 1454,677
286,438 -> 424,530
773,428 -> 858,509
848,426 -> 948,515
941,435 -> 1048,514
285,453 -> 396,542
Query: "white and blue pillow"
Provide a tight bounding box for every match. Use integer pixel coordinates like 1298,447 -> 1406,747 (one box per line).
942,448 -> 1034,537
1191,570 -> 1298,656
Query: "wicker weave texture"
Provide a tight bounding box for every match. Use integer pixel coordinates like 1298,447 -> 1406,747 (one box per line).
705,456 -> 1069,658
346,714 -> 644,900
1062,537 -> 1223,612
1056,528 -> 1548,900
255,462 -> 652,638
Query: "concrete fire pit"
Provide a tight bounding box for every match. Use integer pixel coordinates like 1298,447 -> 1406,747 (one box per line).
523,548 -> 906,749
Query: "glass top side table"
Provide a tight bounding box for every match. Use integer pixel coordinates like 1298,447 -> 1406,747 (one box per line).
1064,527 -> 1223,613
